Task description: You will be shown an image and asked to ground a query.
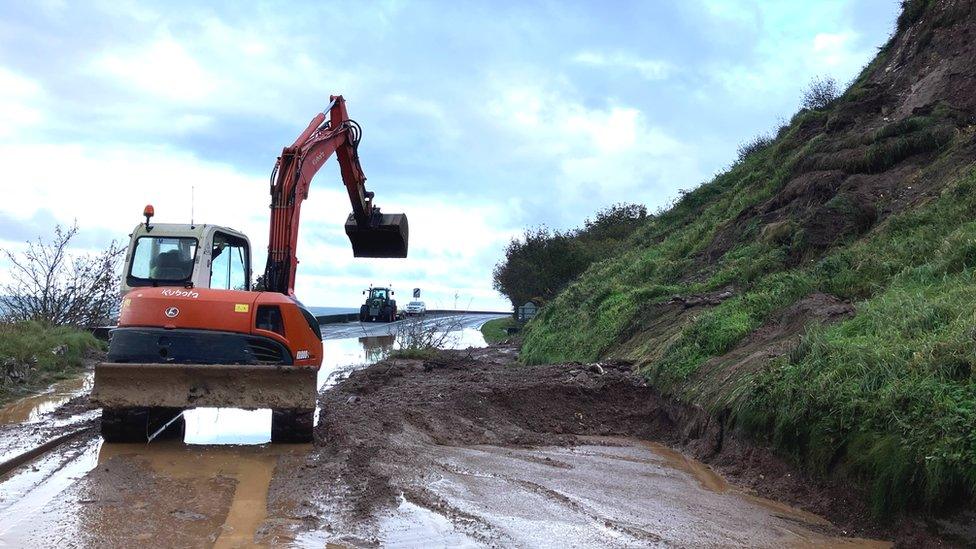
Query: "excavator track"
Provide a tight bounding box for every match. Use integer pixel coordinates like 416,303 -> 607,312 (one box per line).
100,407 -> 186,443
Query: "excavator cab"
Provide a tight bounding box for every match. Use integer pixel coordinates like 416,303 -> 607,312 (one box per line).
345,212 -> 409,258
94,213 -> 319,443
121,217 -> 252,294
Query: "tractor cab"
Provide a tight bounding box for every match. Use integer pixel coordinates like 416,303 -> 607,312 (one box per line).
122,206 -> 252,295
359,286 -> 398,322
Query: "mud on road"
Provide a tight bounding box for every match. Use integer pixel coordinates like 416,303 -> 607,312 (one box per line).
0,338 -> 943,547
266,344 -> 895,547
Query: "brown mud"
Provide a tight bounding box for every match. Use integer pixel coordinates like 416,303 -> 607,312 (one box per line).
265,344 -> 954,547
0,339 -> 962,547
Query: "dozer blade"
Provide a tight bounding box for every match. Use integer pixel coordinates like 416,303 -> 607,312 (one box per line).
345,213 -> 409,258
91,362 -> 317,410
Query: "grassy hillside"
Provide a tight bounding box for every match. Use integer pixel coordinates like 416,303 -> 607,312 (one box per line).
522,0 -> 976,514
481,317 -> 517,343
0,321 -> 103,404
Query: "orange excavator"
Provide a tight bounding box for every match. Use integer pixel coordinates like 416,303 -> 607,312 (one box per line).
91,96 -> 407,442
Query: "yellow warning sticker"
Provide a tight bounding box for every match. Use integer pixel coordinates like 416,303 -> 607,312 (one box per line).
234,304 -> 249,313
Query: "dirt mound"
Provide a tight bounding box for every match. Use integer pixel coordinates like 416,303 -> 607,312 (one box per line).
321,346 -> 668,449
300,345 -> 673,523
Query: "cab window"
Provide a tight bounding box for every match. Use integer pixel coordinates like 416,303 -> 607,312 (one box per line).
128,236 -> 198,284
210,233 -> 249,290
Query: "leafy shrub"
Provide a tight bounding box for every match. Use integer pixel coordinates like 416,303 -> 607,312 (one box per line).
801,76 -> 839,111
737,134 -> 774,161
492,203 -> 647,308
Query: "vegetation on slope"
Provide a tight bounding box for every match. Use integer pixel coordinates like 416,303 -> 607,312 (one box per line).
517,0 -> 976,514
481,317 -> 517,343
492,203 -> 647,308
0,321 -> 103,404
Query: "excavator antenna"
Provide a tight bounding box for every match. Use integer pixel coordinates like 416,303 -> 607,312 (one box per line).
345,212 -> 409,258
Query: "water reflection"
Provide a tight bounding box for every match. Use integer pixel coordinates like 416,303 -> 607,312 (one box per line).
360,334 -> 395,363
0,374 -> 93,425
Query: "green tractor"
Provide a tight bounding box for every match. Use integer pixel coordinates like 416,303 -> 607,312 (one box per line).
359,286 -> 398,322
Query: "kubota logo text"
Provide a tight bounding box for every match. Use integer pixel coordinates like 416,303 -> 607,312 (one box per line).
161,289 -> 199,299
164,307 -> 180,318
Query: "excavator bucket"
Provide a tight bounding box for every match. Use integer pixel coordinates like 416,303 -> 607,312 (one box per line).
345,213 -> 409,258
91,362 -> 318,410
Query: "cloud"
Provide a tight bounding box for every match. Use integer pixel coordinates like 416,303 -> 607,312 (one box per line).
0,68 -> 44,139
0,136 -> 515,308
0,0 -> 902,310
93,37 -> 218,103
701,3 -> 875,106
812,31 -> 859,69
572,51 -> 673,81
485,79 -> 701,225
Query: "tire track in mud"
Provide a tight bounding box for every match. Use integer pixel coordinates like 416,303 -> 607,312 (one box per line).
432,451 -> 667,546
508,478 -> 666,545
0,423 -> 95,478
397,487 -> 512,547
288,344 -> 901,547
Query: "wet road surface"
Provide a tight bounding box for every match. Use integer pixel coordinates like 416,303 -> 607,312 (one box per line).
0,315 -> 890,547
363,438 -> 887,547
320,312 -> 506,340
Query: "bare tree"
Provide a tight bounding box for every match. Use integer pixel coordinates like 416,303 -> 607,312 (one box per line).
393,314 -> 465,354
1,223 -> 125,327
801,75 -> 839,110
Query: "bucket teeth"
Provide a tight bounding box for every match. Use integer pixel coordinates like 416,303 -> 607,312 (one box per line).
345,213 -> 409,258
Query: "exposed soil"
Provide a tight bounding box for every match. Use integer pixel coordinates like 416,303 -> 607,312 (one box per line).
702,0 -> 976,268
692,292 -> 855,403
265,343 -> 961,546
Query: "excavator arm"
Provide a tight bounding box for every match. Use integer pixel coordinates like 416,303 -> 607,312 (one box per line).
263,95 -> 409,296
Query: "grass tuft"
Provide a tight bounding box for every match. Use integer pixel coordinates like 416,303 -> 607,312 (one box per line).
0,320 -> 103,404
480,317 -> 517,344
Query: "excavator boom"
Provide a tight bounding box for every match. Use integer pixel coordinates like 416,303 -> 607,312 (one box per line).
264,95 -> 408,296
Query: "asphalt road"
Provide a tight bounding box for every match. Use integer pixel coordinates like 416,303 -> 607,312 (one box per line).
319,312 -> 507,340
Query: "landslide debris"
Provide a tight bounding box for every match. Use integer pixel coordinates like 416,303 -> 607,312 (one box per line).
266,345 -> 956,546
520,0 -> 976,523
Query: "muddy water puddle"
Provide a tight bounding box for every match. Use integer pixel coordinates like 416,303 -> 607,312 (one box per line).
95,442 -> 304,548
0,373 -> 92,425
349,439 -> 890,548
0,327 -> 490,547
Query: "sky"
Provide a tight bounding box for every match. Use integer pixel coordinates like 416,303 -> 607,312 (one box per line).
0,0 -> 901,310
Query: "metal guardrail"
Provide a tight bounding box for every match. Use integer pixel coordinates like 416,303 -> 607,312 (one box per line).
315,312 -> 360,324
315,310 -> 511,325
